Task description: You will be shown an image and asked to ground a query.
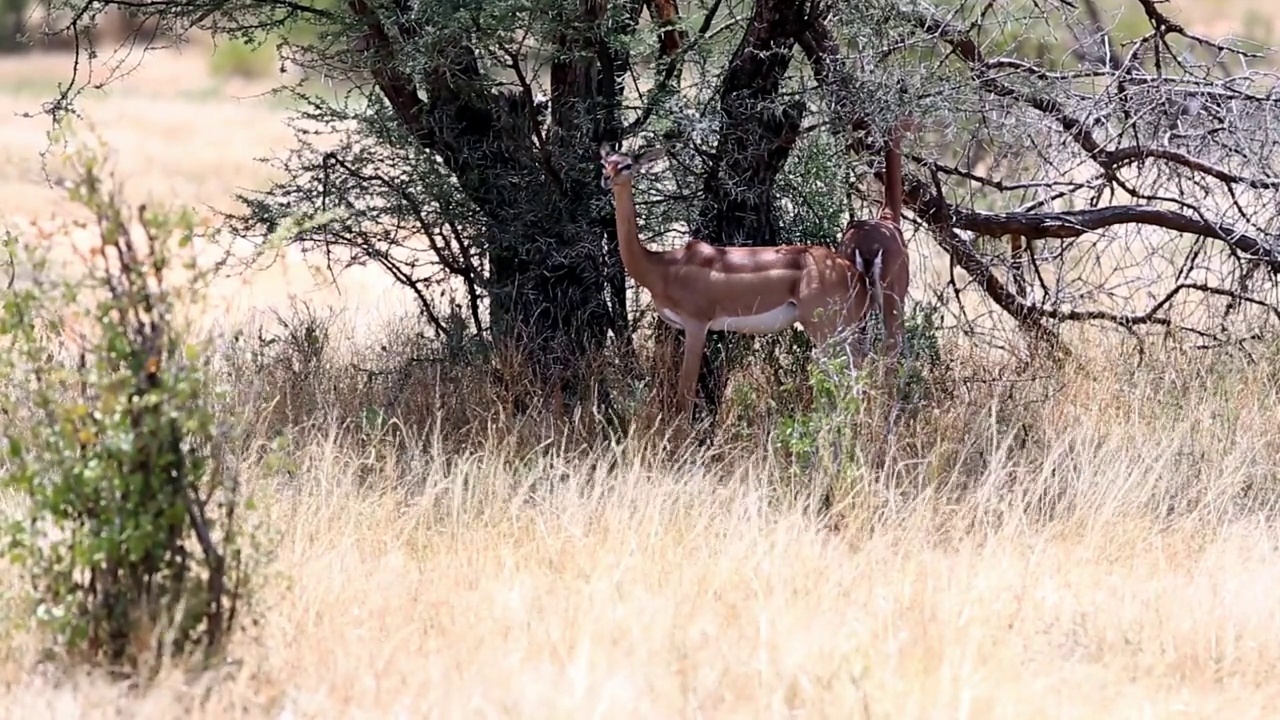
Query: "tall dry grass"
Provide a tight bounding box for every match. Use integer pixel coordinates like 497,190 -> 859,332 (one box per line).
3,306 -> 1280,718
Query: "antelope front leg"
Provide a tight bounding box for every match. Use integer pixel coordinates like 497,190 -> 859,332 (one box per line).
846,282 -> 871,373
878,286 -> 907,432
678,323 -> 709,422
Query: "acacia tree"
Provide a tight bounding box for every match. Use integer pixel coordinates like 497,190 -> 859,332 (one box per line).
38,0 -> 1280,418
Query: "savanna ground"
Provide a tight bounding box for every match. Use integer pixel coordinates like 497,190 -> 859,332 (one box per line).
4,2 -> 1280,715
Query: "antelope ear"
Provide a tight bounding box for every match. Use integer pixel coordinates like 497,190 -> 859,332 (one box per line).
599,142 -> 613,161
635,146 -> 667,167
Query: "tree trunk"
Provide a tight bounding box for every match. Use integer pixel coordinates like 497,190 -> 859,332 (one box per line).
486,220 -> 617,409
350,0 -> 640,416
659,0 -> 809,427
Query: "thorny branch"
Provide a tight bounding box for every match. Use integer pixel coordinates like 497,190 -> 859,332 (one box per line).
805,0 -> 1280,354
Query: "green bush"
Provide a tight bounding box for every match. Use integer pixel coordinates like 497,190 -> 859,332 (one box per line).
209,37 -> 278,81
0,123 -> 259,679
774,300 -> 952,479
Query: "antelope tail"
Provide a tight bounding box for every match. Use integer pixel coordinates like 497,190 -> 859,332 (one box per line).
854,247 -> 888,344
870,250 -> 886,340
871,249 -> 885,319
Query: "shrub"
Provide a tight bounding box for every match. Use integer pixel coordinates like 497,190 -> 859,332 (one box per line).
208,37 -> 277,81
0,123 -> 259,680
774,300 -> 952,483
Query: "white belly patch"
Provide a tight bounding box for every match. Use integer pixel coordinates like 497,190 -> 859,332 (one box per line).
660,303 -> 800,335
713,303 -> 800,334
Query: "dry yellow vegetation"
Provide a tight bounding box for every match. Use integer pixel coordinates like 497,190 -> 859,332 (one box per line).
2,10 -> 1280,716
3,341 -> 1280,718
0,50 -> 417,335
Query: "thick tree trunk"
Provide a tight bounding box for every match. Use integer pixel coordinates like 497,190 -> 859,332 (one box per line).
486,222 -> 617,409
350,0 -> 640,416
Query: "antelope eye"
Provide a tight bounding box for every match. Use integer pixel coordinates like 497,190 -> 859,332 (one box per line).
619,163 -> 633,171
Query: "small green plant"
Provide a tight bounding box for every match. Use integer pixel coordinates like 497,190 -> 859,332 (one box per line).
0,122 -> 259,680
897,299 -> 950,409
774,301 -> 951,479
774,337 -> 869,473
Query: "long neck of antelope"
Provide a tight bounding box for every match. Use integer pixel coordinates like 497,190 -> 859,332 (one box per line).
884,124 -> 903,226
610,178 -> 660,290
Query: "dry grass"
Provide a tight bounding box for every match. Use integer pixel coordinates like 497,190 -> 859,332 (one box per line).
0,49 -> 414,334
3,320 -> 1280,718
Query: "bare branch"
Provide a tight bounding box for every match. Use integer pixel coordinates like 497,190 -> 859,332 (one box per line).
623,0 -> 724,137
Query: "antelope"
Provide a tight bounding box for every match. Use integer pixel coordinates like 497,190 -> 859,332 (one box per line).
599,143 -> 861,422
837,119 -> 912,371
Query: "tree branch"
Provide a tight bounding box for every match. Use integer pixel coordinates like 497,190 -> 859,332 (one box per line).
797,9 -> 1280,351
623,0 -> 723,137
645,0 -> 686,58
949,204 -> 1280,272
696,0 -> 809,246
346,0 -> 433,145
912,10 -> 1280,193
